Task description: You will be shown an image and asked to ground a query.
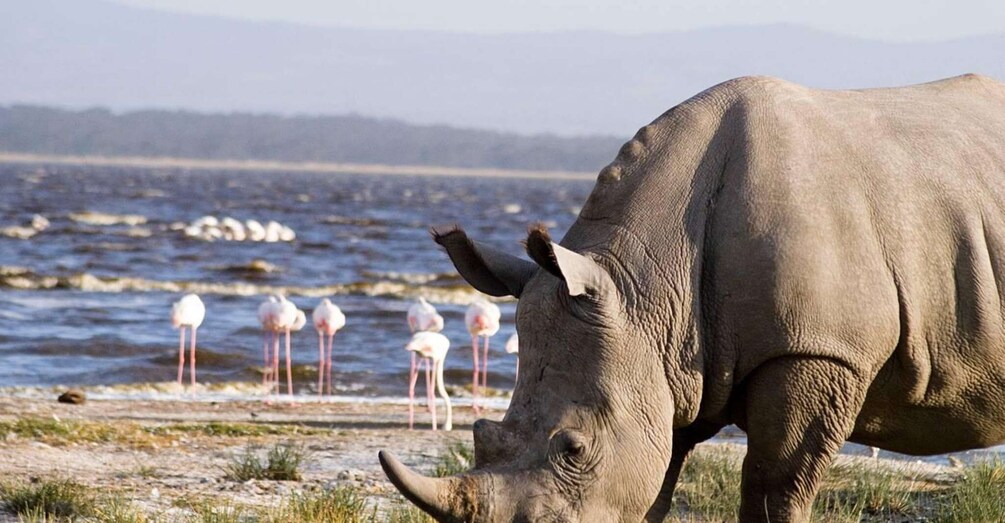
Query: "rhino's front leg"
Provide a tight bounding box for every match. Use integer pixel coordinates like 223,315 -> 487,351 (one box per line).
739,357 -> 870,522
644,421 -> 725,522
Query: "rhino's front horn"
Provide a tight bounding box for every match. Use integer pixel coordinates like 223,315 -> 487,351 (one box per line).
379,451 -> 484,522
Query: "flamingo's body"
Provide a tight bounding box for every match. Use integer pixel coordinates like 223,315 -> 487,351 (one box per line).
258,295 -> 298,397
505,332 -> 519,383
405,331 -> 452,431
407,297 -> 444,333
312,298 -> 346,396
465,299 -> 500,412
170,293 -> 206,386
257,296 -> 281,389
276,297 -> 298,396
406,298 -> 444,421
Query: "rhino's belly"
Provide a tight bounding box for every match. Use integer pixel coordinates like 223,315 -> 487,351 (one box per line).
849,359 -> 1005,455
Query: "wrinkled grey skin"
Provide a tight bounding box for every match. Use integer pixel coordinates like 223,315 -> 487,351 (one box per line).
379,74 -> 1005,522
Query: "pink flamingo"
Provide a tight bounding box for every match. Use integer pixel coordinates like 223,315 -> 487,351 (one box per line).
258,295 -> 297,397
276,297 -> 299,397
406,298 -> 444,427
170,293 -> 206,386
505,332 -> 519,383
405,331 -> 452,431
465,299 -> 500,412
257,296 -> 281,390
312,298 -> 346,396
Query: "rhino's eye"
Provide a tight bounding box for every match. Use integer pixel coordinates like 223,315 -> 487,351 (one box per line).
551,429 -> 589,460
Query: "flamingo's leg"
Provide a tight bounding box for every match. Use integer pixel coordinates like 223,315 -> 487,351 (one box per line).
515,357 -> 519,384
430,360 -> 438,431
326,333 -> 335,396
177,327 -> 186,384
317,332 -> 325,395
284,329 -> 293,397
189,326 -> 198,386
436,357 -> 452,431
425,358 -> 434,413
263,332 -> 271,386
471,334 -> 480,412
272,331 -> 280,395
482,335 -> 489,394
408,352 -> 418,430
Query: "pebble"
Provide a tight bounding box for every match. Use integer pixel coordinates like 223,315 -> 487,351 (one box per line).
57,389 -> 86,404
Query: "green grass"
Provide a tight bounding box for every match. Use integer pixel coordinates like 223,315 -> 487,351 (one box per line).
0,417 -> 326,449
182,489 -> 432,523
933,458 -> 1005,522
92,495 -> 152,523
224,442 -> 308,482
185,498 -> 248,523
145,422 -> 325,439
263,486 -> 373,523
0,417 -> 125,446
0,478 -> 96,521
432,442 -> 473,478
670,448 -> 742,521
812,461 -> 925,522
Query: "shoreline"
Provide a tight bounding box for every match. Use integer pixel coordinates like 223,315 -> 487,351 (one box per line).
0,152 -> 597,181
0,391 -> 974,522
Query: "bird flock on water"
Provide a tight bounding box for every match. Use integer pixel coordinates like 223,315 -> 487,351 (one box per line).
170,293 -> 519,431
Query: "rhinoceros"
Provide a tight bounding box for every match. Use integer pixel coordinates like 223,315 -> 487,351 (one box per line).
379,74 -> 1005,522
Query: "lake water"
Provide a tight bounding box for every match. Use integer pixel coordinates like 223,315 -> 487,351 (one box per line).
1,162 -> 1001,465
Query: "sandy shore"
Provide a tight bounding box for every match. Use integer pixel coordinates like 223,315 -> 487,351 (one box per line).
0,389 -> 493,521
0,388 -> 960,521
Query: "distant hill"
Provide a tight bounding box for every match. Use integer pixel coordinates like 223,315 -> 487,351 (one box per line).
2,1 -> 1002,136
0,105 -> 624,172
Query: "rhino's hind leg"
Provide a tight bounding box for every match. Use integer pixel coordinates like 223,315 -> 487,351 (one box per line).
739,357 -> 869,523
644,421 -> 725,522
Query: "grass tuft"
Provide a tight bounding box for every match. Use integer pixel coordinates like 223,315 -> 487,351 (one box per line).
224,442 -> 308,481
0,477 -> 96,520
933,458 -> 1005,522
433,442 -> 473,478
671,448 -> 742,521
813,460 -> 922,522
263,486 -> 374,523
0,417 -> 326,449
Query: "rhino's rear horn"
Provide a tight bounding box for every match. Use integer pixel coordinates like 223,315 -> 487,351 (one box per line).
525,223 -> 611,297
432,226 -> 537,298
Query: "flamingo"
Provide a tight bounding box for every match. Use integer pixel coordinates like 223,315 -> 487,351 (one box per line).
505,332 -> 519,383
406,298 -> 444,417
312,298 -> 346,396
257,295 -> 297,396
405,331 -> 452,431
258,296 -> 282,391
465,299 -> 501,412
276,296 -> 299,397
170,294 -> 206,386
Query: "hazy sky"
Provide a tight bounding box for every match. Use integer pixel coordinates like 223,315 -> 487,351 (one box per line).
109,0 -> 1004,42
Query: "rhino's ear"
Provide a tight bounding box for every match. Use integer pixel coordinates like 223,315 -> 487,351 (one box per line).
525,224 -> 609,297
432,226 -> 537,298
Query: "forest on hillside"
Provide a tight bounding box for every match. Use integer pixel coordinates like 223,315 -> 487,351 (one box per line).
0,106 -> 623,172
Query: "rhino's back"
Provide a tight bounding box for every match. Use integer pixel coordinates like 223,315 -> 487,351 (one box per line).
700,75 -> 1005,453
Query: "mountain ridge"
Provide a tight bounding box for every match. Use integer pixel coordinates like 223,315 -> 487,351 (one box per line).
3,0 -> 1003,135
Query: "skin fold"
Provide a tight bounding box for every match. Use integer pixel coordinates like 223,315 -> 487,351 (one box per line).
380,74 -> 1005,522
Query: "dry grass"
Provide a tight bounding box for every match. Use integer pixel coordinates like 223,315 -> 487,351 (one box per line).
223,442 -> 309,482
0,417 -> 326,449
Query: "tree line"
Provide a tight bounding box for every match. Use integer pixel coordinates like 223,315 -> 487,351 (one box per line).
0,105 -> 623,172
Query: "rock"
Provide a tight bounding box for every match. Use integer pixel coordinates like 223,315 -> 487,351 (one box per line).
57,389 -> 86,404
